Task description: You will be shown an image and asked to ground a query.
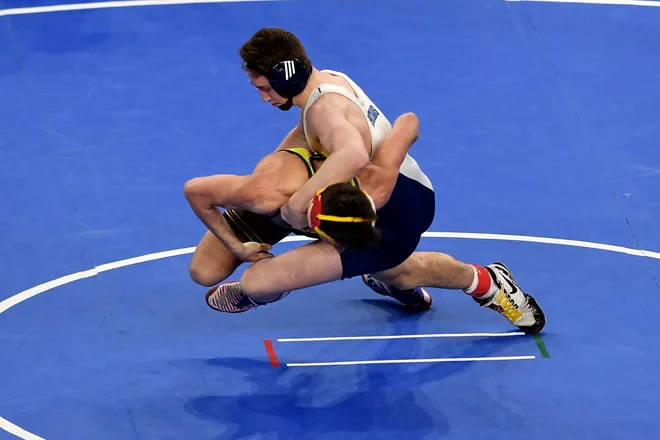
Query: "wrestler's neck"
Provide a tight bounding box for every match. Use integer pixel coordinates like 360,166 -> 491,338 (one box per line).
292,68 -> 322,109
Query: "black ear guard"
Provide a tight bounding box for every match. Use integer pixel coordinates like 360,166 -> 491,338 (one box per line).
246,59 -> 311,100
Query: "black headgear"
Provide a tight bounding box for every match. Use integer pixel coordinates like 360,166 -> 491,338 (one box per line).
246,59 -> 312,111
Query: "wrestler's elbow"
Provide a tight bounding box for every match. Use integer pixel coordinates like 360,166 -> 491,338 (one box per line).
394,112 -> 420,143
183,179 -> 215,219
397,112 -> 419,126
342,143 -> 370,171
184,177 -> 229,211
183,177 -> 207,203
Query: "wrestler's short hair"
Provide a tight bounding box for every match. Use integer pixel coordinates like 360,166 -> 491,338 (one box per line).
317,183 -> 380,248
239,28 -> 312,75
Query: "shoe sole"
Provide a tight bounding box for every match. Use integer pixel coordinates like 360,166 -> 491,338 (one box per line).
205,280 -> 253,314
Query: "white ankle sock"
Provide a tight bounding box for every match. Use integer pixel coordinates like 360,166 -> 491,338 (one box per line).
465,266 -> 480,294
464,266 -> 499,300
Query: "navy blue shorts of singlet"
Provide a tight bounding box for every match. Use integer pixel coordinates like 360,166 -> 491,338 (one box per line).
222,170 -> 435,280
338,173 -> 436,280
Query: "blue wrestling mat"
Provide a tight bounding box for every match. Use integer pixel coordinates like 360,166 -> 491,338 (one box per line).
1,0 -> 659,438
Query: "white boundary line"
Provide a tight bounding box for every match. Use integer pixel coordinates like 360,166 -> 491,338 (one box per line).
286,355 -> 537,367
0,419 -> 44,440
0,0 -> 281,17
1,0 -> 658,17
2,0 -> 658,18
277,332 -> 527,342
0,248 -> 196,315
424,232 -> 660,259
1,231 -> 660,438
507,0 -> 660,7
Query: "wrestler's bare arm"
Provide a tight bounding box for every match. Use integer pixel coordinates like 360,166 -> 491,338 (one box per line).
185,174 -> 253,212
285,102 -> 370,215
357,112 -> 420,208
184,174 -> 251,253
371,112 -> 419,172
185,153 -> 306,214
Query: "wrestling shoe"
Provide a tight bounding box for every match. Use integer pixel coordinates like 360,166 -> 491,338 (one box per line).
361,274 -> 432,311
205,281 -> 258,313
475,262 -> 546,334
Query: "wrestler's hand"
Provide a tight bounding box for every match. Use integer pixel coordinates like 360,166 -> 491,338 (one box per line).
233,241 -> 274,262
280,200 -> 308,231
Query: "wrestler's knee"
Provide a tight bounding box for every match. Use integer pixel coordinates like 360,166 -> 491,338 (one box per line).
189,258 -> 234,287
240,262 -> 289,303
240,263 -> 267,297
189,263 -> 219,287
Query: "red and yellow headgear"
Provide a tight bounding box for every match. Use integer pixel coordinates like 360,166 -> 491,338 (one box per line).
306,186 -> 377,246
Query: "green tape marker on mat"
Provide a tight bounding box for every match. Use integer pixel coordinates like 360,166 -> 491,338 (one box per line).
534,334 -> 550,358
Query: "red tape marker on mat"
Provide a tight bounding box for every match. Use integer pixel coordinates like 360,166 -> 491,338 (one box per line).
263,339 -> 280,367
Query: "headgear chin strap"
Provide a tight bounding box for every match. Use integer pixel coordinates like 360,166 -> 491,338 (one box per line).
277,99 -> 294,112
246,59 -> 311,111
307,187 -> 377,246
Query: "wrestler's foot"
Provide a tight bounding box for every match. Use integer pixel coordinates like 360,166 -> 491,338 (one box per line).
206,281 -> 258,313
474,262 -> 546,334
361,274 -> 432,311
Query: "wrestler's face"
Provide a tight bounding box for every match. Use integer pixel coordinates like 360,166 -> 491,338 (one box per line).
247,71 -> 288,108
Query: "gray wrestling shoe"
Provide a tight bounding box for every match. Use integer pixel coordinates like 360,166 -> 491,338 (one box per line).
206,281 -> 258,313
361,274 -> 433,310
205,282 -> 292,313
474,262 -> 546,334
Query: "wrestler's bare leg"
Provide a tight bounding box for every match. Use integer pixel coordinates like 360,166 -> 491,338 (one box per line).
189,230 -> 243,287
240,240 -> 343,303
365,252 -> 546,334
372,252 -> 474,291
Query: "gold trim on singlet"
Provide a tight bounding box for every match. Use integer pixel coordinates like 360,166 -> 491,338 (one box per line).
280,148 -> 316,178
224,209 -> 263,243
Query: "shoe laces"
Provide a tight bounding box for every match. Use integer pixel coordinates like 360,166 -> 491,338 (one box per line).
494,288 -> 524,322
